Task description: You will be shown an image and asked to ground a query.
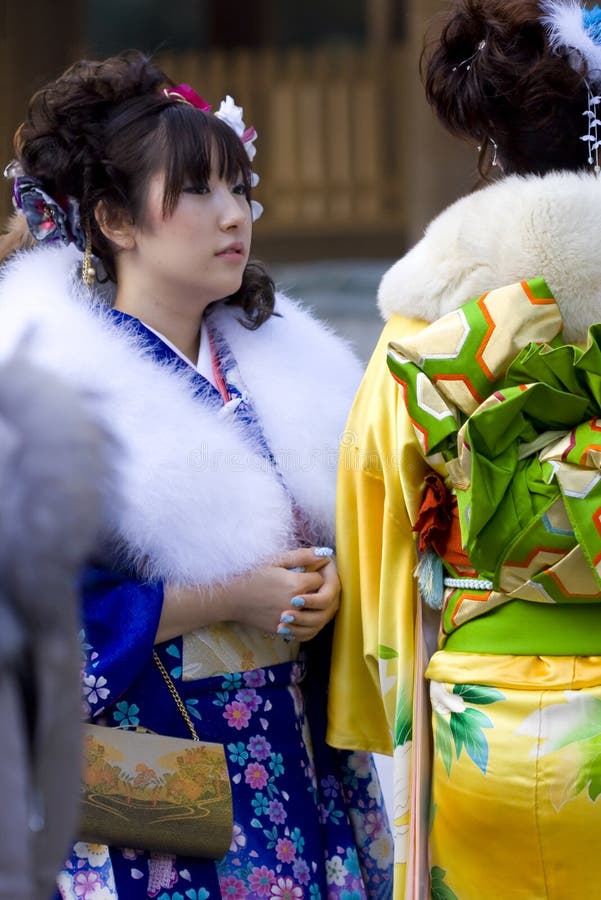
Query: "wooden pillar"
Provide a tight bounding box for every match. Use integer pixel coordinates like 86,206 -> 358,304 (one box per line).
366,0 -> 393,47
403,0 -> 475,244
0,0 -> 83,225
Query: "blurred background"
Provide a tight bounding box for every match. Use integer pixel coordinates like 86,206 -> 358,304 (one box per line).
0,0 -> 476,361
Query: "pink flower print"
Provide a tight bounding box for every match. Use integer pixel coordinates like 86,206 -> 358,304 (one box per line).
270,876 -> 303,899
292,858 -> 311,885
245,761 -> 269,789
83,674 -> 110,707
72,869 -> 102,898
275,837 -> 296,863
224,701 -> 251,730
249,865 -> 275,896
248,734 -> 271,761
364,810 -> 385,839
219,874 -> 248,899
229,823 -> 247,852
268,799 -> 287,824
236,687 -> 262,711
243,669 -> 266,688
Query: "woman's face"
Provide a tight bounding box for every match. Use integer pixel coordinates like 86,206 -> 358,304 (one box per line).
129,160 -> 252,308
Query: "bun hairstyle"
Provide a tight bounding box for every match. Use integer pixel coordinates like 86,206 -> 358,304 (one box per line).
422,0 -> 590,177
12,50 -> 275,328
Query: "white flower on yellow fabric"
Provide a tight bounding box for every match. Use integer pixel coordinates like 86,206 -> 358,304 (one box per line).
516,690 -> 601,757
430,680 -> 466,716
392,741 -> 411,864
393,741 -> 411,816
393,822 -> 409,865
72,841 -> 110,867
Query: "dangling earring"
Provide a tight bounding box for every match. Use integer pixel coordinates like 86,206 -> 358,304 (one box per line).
82,222 -> 96,288
490,137 -> 499,168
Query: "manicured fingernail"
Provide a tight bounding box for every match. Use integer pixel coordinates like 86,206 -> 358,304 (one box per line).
291,596 -> 305,608
289,566 -> 306,573
277,625 -> 291,636
280,613 -> 295,624
314,547 -> 334,557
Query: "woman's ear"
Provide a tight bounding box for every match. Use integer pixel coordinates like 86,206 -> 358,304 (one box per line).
94,200 -> 136,251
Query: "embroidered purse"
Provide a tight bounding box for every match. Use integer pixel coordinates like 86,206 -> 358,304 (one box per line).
78,651 -> 233,858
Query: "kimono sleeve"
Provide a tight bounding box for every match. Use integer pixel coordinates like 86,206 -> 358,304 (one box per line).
80,565 -> 163,719
327,315 -> 430,756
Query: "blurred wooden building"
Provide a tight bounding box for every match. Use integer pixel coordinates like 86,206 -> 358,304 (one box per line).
0,0 -> 474,261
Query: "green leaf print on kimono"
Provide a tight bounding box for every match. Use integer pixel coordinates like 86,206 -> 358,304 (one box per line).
431,681 -> 505,775
394,685 -> 412,747
517,690 -> 601,809
431,865 -> 459,899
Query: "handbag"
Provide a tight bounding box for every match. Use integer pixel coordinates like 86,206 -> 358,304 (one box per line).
78,651 -> 233,858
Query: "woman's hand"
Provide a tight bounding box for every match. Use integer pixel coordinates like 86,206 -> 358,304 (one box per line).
156,547 -> 339,643
275,557 -> 340,642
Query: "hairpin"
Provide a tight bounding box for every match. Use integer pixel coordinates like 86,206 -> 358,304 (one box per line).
453,39 -> 486,73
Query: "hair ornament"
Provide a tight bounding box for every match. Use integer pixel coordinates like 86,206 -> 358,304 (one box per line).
452,38 -> 486,73
541,2 -> 601,173
541,1 -> 601,82
162,84 -> 212,111
164,86 -> 263,220
581,81 -> 601,173
4,161 -> 86,250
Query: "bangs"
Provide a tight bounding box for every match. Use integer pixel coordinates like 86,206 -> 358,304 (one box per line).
159,106 -> 252,215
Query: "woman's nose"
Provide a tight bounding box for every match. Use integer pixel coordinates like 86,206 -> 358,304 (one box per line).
218,189 -> 246,229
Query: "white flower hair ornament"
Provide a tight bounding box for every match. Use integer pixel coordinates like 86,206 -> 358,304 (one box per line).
541,1 -> 601,172
163,84 -> 263,221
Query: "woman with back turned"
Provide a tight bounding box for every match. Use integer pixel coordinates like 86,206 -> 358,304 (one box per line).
328,1 -> 601,897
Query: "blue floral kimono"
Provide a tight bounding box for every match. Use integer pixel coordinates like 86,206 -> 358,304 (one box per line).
55,309 -> 393,900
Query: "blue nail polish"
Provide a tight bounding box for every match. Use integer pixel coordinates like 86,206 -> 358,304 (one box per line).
291,596 -> 305,608
314,547 -> 334,557
277,626 -> 291,636
289,565 -> 306,573
280,613 -> 295,624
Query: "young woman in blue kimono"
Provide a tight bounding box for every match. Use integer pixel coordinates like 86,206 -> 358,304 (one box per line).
0,52 -> 393,899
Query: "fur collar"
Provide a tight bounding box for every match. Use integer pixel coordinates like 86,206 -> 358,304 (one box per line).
0,245 -> 362,586
378,170 -> 601,343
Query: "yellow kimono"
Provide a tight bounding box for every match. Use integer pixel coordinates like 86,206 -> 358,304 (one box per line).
328,313 -> 430,897
328,284 -> 601,900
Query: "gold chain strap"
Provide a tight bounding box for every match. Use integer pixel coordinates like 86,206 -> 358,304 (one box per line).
153,650 -> 200,741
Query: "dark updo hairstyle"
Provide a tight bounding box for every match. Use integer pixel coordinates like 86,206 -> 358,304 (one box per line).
13,50 -> 275,328
423,0 -> 591,177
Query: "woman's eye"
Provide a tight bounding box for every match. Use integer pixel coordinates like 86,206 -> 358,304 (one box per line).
183,185 -> 209,195
232,182 -> 247,195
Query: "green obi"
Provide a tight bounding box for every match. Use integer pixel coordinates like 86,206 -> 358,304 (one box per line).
388,277 -> 601,653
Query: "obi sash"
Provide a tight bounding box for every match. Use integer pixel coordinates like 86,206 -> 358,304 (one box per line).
387,277 -> 601,652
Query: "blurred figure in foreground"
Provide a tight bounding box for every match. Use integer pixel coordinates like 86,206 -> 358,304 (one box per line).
0,348 -> 111,900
